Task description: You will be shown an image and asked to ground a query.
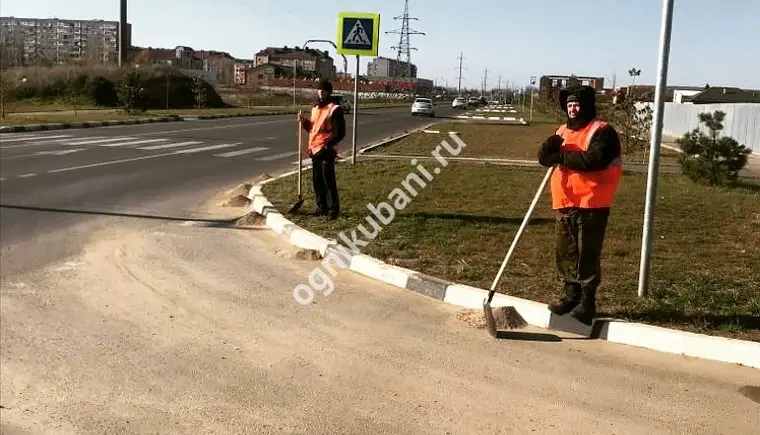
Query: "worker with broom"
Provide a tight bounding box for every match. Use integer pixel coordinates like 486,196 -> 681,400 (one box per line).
537,84 -> 623,326
297,79 -> 346,220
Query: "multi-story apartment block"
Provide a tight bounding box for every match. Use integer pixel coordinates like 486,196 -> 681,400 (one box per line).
253,46 -> 334,79
0,16 -> 131,66
366,56 -> 417,79
539,74 -> 605,94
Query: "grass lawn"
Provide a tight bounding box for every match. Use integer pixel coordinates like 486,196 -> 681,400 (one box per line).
0,101 -> 408,126
366,122 -> 683,167
262,158 -> 760,342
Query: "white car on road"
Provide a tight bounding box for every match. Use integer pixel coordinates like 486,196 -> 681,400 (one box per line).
411,98 -> 436,117
451,97 -> 468,109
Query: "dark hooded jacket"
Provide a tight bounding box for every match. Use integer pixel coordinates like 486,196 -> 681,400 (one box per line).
538,85 -> 621,172
301,95 -> 346,153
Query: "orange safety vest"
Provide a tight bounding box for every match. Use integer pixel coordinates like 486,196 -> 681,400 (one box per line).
308,102 -> 341,156
550,118 -> 623,209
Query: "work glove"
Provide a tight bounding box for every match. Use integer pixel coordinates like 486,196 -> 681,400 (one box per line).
541,135 -> 564,154
538,135 -> 564,167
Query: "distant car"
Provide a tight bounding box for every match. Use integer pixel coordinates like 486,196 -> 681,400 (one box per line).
335,94 -> 352,113
452,97 -> 468,109
411,98 -> 436,117
467,96 -> 481,107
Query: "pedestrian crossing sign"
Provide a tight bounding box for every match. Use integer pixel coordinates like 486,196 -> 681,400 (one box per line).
337,12 -> 380,56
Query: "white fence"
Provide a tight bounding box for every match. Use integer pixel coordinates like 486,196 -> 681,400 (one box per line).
635,102 -> 760,154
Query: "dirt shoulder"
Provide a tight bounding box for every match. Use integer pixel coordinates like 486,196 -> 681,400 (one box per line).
1,192 -> 758,434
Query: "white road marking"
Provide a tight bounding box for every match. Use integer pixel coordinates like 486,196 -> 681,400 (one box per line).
138,141 -> 203,150
0,134 -> 73,143
0,135 -> 75,148
257,151 -> 297,161
66,136 -> 137,145
215,147 -> 268,157
98,138 -> 169,147
47,150 -> 184,173
18,173 -> 36,178
35,149 -> 86,156
174,143 -> 241,154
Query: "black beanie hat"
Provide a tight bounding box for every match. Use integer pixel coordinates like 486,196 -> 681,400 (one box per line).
317,79 -> 333,93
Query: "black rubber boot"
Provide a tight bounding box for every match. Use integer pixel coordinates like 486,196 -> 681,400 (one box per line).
548,284 -> 581,315
570,289 -> 597,326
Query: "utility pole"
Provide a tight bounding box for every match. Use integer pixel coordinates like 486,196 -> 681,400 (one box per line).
386,0 -> 425,89
119,0 -> 127,67
456,52 -> 464,95
482,68 -> 488,95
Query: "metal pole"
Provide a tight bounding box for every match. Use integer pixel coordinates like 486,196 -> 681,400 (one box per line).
119,0 -> 127,67
351,55 -> 359,164
529,90 -> 534,122
638,0 -> 675,298
292,61 -> 296,108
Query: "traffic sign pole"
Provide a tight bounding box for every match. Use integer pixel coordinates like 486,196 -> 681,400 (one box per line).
352,55 -> 359,164
337,11 -> 380,165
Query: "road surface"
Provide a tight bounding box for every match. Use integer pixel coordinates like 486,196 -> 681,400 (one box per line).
1,105 -> 757,434
0,106 -> 446,275
1,212 -> 757,434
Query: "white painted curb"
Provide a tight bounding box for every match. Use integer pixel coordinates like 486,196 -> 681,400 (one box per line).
242,123 -> 760,370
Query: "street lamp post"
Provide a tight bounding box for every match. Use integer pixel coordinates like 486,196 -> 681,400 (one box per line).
638,0 -> 676,298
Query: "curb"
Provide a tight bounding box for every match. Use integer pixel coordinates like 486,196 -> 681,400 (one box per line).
0,116 -> 183,133
243,127 -> 760,370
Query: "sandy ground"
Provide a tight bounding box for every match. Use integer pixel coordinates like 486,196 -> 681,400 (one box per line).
1,187 -> 759,435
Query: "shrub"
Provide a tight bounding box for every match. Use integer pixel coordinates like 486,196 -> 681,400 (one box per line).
2,65 -> 227,110
598,96 -> 653,156
676,110 -> 752,186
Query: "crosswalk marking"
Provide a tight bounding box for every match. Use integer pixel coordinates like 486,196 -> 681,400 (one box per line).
66,137 -> 137,145
215,147 -> 268,158
0,134 -> 73,144
257,151 -> 297,161
138,141 -> 203,150
174,143 -> 241,154
98,138 -> 169,147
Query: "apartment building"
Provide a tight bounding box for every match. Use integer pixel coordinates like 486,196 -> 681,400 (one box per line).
366,56 -> 417,79
0,16 -> 131,66
539,74 -> 605,94
254,46 -> 334,79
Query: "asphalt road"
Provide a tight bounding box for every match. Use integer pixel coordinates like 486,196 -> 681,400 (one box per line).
0,105 -> 452,275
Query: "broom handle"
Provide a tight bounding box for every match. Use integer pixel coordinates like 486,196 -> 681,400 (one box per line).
297,118 -> 303,197
488,166 -> 554,295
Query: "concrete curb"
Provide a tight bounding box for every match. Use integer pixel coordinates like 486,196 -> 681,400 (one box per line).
242,126 -> 760,370
0,115 -> 184,133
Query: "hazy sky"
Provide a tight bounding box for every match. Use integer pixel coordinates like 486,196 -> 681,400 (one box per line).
2,0 -> 758,90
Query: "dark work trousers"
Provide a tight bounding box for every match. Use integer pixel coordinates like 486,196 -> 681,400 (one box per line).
554,207 -> 611,301
311,148 -> 339,216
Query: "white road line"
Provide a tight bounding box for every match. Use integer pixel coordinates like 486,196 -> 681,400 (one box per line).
98,138 -> 169,147
174,143 -> 241,154
215,147 -> 268,157
47,150 -> 183,173
0,136 -> 110,149
138,141 -> 204,150
18,173 -> 36,178
257,151 -> 297,161
66,136 -> 137,145
0,134 -> 74,144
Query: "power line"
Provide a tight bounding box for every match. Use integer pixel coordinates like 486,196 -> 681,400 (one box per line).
386,0 -> 425,84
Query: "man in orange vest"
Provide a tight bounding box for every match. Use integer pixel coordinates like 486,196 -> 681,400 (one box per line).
298,79 -> 346,219
537,84 -> 623,325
